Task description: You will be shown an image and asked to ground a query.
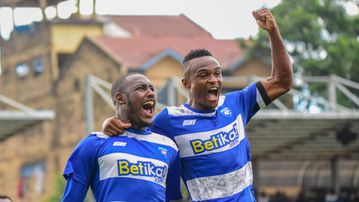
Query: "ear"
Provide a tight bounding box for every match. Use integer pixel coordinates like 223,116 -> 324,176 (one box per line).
116,93 -> 126,105
182,78 -> 191,89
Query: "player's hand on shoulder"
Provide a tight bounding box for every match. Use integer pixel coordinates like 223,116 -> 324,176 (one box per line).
102,116 -> 131,136
252,8 -> 278,33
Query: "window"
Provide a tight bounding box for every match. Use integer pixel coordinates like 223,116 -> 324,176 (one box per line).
74,78 -> 80,91
33,57 -> 44,76
16,63 -> 30,78
18,161 -> 46,198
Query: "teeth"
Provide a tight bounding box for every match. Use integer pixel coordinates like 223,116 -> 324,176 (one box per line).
209,87 -> 218,90
144,101 -> 154,106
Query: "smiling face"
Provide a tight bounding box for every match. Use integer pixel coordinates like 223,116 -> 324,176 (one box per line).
114,74 -> 156,130
182,56 -> 223,110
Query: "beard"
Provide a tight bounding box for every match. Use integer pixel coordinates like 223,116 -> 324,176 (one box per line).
126,99 -> 152,130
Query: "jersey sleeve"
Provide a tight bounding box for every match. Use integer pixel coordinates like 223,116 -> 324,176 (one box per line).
63,134 -> 102,186
150,108 -> 171,137
61,176 -> 88,202
166,153 -> 182,201
233,81 -> 271,124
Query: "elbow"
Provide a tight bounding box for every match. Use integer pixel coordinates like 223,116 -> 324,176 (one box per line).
281,75 -> 293,93
274,73 -> 293,94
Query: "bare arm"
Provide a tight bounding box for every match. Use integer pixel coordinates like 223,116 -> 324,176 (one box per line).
252,8 -> 293,101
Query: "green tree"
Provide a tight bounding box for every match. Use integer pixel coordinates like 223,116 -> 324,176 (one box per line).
248,0 -> 359,82
44,173 -> 92,202
44,173 -> 66,202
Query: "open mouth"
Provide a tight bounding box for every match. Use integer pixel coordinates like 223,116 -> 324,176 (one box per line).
142,100 -> 155,117
207,86 -> 219,101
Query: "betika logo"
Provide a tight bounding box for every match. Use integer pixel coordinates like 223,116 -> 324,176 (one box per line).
190,123 -> 239,154
117,160 -> 168,183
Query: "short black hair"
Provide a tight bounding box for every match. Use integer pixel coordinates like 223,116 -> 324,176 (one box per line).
183,49 -> 212,64
111,73 -> 138,106
0,195 -> 12,201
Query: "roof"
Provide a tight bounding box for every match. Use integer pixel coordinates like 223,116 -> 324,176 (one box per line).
90,36 -> 243,70
0,111 -> 55,141
0,0 -> 64,7
108,15 -> 213,39
249,110 -> 359,160
0,94 -> 55,141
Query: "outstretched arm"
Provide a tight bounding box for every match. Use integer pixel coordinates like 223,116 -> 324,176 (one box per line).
252,8 -> 293,101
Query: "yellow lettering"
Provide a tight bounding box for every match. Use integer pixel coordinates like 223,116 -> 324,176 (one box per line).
130,165 -> 139,175
191,140 -> 204,153
119,161 -> 130,174
204,141 -> 214,150
211,136 -> 218,148
138,162 -> 143,175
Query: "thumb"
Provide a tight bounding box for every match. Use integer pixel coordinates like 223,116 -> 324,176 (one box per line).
122,122 -> 132,128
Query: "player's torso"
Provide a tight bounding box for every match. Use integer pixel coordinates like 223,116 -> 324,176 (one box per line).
93,130 -> 175,202
165,104 -> 254,202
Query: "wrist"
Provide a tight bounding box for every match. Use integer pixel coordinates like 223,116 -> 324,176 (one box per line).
268,26 -> 280,37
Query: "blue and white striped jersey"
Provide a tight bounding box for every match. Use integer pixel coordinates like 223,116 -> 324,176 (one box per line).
63,128 -> 180,202
151,82 -> 271,202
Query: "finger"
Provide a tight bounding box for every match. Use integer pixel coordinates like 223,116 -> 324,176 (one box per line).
252,10 -> 257,18
104,128 -> 118,136
252,10 -> 262,20
113,119 -> 132,129
108,122 -> 120,132
255,8 -> 270,15
102,116 -> 116,131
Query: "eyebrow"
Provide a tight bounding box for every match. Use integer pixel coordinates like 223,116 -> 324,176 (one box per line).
196,67 -> 221,73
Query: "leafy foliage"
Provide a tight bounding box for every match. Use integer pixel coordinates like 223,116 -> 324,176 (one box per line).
43,173 -> 66,202
248,0 -> 359,81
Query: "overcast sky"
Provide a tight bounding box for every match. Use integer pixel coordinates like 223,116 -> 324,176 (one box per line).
0,0 -> 357,39
0,0 -> 283,39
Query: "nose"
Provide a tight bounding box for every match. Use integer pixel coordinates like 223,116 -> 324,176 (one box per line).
146,88 -> 155,98
208,74 -> 220,83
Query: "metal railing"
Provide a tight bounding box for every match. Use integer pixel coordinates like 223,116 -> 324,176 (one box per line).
84,74 -> 359,127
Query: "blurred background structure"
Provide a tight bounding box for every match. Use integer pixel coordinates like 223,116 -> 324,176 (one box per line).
0,0 -> 358,201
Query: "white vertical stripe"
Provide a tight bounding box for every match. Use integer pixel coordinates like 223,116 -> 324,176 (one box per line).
256,88 -> 266,109
186,162 -> 253,201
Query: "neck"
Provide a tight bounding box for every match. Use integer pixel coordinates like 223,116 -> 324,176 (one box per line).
187,100 -> 214,111
116,111 -> 132,127
130,122 -> 146,131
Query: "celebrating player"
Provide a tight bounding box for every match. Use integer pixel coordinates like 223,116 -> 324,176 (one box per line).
62,74 -> 181,202
103,8 -> 292,201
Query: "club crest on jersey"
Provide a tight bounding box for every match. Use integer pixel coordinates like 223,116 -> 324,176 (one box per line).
220,107 -> 232,117
158,147 -> 168,157
190,123 -> 239,154
117,160 -> 168,184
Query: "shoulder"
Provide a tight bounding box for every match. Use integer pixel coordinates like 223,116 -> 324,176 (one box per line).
134,131 -> 178,152
75,132 -> 109,152
222,83 -> 259,103
156,106 -> 192,117
81,132 -> 109,143
151,132 -> 178,152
